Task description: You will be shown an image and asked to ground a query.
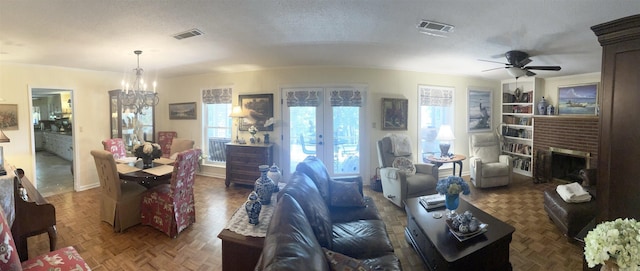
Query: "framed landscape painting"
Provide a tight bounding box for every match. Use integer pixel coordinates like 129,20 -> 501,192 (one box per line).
467,88 -> 492,132
169,102 -> 197,120
0,104 -> 18,130
557,83 -> 598,115
239,94 -> 274,131
382,98 -> 408,130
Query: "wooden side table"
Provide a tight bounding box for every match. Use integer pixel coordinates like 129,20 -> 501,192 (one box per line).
423,154 -> 466,177
225,143 -> 273,187
217,229 -> 265,271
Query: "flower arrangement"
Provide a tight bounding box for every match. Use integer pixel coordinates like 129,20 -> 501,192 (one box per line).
248,125 -> 258,138
584,218 -> 640,270
436,176 -> 471,196
132,142 -> 162,161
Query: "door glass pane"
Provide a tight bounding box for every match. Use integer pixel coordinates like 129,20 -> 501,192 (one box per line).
289,106 -> 316,173
333,106 -> 359,174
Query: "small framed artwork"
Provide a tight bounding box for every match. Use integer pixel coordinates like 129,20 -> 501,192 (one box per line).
467,88 -> 492,132
557,83 -> 598,115
381,98 -> 408,130
239,94 -> 274,131
169,102 -> 197,120
0,104 -> 18,130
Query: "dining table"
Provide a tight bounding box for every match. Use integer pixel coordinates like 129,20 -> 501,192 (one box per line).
115,157 -> 175,188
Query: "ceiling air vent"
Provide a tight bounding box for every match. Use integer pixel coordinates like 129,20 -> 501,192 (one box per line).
172,28 -> 204,40
417,20 -> 454,37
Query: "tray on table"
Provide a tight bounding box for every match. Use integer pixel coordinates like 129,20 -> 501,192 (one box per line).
445,219 -> 488,242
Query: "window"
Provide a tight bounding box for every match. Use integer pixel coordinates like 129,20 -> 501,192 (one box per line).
418,85 -> 454,160
202,88 -> 233,164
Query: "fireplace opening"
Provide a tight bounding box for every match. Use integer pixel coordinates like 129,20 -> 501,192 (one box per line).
550,147 -> 591,183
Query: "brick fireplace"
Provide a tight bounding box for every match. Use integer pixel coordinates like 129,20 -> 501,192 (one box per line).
533,116 -> 599,182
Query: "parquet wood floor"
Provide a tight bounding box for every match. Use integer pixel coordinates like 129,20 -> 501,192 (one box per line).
25,174 -> 583,270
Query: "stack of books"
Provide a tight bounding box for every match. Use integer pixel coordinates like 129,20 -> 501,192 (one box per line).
419,194 -> 446,210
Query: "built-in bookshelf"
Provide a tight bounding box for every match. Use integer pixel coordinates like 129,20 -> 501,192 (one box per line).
500,78 -> 543,176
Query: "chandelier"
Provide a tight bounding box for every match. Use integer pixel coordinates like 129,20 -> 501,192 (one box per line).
120,50 -> 159,115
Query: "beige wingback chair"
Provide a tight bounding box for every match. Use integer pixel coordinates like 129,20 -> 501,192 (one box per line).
91,150 -> 147,232
169,138 -> 195,159
468,133 -> 512,188
376,135 -> 439,207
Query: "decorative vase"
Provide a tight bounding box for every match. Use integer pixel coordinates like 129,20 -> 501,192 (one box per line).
537,96 -> 548,115
547,104 -> 555,115
255,165 -> 276,205
600,260 -> 619,271
264,134 -> 270,144
250,134 -> 256,144
445,194 -> 460,218
266,163 -> 282,191
142,157 -> 153,169
244,191 -> 262,225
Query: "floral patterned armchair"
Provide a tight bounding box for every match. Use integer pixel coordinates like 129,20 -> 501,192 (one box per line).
101,138 -> 127,159
157,131 -> 177,158
0,208 -> 91,271
140,148 -> 201,238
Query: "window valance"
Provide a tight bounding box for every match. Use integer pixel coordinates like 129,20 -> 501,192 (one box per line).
286,89 -> 320,107
419,86 -> 453,107
330,89 -> 362,107
202,88 -> 233,104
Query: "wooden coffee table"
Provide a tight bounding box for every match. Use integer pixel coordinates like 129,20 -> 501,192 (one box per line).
404,196 -> 515,271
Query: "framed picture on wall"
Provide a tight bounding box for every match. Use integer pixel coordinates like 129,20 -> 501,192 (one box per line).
169,102 -> 197,120
239,94 -> 274,131
381,98 -> 408,130
557,83 -> 598,115
0,104 -> 18,130
467,88 -> 492,132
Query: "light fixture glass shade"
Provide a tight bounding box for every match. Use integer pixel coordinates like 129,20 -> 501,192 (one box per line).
229,106 -> 247,118
435,125 -> 455,141
119,50 -> 159,115
507,67 -> 527,78
0,130 -> 10,143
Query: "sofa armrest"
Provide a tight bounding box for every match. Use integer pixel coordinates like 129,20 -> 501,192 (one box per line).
415,163 -> 438,177
498,155 -> 511,165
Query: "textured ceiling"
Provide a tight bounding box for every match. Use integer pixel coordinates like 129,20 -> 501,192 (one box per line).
1,0 -> 639,81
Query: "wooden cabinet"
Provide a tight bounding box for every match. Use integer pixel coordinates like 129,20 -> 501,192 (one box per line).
108,89 -> 155,151
591,15 -> 640,222
225,143 -> 273,187
43,132 -> 73,161
500,77 -> 543,176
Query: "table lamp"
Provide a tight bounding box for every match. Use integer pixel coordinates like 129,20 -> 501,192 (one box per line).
229,106 -> 247,144
0,129 -> 10,176
435,125 -> 455,157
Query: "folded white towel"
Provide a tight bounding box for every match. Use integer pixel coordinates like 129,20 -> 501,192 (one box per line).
556,182 -> 592,203
388,134 -> 412,156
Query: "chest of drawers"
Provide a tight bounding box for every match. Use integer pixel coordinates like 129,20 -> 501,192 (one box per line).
225,143 -> 273,187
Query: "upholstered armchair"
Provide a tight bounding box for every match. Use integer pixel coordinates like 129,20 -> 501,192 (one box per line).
168,138 -> 195,159
157,131 -> 177,158
90,150 -> 148,232
468,133 -> 512,188
376,135 -> 439,207
102,138 -> 127,159
141,148 -> 201,238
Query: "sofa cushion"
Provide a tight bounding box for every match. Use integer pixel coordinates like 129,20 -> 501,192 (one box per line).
21,246 -> 91,271
279,171 -> 333,249
323,248 -> 370,271
329,197 -> 381,223
259,194 -> 329,271
392,157 -> 416,176
329,180 -> 365,207
296,156 -> 332,204
332,220 -> 395,259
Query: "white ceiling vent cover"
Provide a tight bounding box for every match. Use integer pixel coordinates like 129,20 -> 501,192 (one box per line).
417,20 -> 454,36
173,29 -> 204,40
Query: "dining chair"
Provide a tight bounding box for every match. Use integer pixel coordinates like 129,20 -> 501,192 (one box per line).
168,138 -> 195,159
90,149 -> 148,232
102,138 -> 127,159
157,131 -> 177,158
140,148 -> 201,238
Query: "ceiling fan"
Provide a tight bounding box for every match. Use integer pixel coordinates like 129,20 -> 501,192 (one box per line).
480,50 -> 561,78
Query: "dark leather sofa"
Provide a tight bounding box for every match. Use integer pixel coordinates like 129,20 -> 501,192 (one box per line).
255,156 -> 402,270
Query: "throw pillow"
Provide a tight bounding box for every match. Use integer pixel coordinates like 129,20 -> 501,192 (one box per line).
323,248 -> 371,271
329,180 -> 365,207
392,157 -> 416,176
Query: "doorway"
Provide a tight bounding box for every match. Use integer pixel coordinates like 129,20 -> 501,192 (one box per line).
281,86 -> 366,178
30,88 -> 75,196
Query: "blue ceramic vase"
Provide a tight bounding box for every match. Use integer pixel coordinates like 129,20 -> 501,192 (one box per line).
255,165 -> 276,205
445,194 -> 460,218
245,191 -> 262,225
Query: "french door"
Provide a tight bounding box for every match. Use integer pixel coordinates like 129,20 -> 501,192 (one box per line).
281,86 -> 365,178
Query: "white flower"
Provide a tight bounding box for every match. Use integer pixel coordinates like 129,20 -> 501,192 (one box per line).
264,117 -> 275,127
584,218 -> 640,269
248,125 -> 258,135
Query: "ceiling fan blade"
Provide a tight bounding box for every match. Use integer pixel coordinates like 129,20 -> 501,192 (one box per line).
526,70 -> 537,77
517,58 -> 532,67
478,59 -> 509,65
524,66 -> 561,71
481,67 -> 505,72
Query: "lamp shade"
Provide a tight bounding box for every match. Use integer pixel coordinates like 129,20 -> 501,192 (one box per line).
507,67 -> 527,78
435,125 -> 455,141
229,106 -> 247,118
0,130 -> 10,143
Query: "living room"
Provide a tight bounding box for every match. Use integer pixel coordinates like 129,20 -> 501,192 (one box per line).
1,2 -> 640,270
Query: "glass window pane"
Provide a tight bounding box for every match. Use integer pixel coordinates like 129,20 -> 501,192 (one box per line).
204,103 -> 232,163
333,106 -> 359,174
419,86 -> 454,162
289,106 -> 316,173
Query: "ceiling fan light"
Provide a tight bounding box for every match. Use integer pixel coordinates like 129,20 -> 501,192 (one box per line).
507,67 -> 527,78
